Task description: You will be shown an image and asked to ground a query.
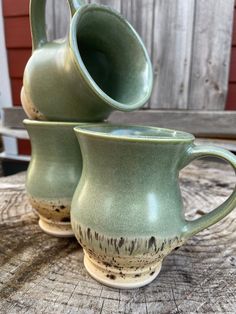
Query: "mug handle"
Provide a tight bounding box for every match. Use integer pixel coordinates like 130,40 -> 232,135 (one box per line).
30,0 -> 86,50
180,145 -> 236,238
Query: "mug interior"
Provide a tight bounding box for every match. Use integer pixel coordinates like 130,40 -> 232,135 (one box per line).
74,125 -> 195,142
72,5 -> 152,109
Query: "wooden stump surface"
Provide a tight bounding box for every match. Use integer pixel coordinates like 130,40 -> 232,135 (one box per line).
0,160 -> 236,313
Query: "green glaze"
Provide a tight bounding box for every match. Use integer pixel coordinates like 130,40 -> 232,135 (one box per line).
71,124 -> 236,288
24,119 -> 83,237
21,0 -> 153,122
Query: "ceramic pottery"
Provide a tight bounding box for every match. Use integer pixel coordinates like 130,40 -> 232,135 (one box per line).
71,124 -> 236,289
24,119 -> 83,237
21,0 -> 153,122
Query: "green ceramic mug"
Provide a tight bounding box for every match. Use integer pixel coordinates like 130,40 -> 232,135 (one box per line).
24,119 -> 84,237
21,0 -> 153,122
71,124 -> 236,289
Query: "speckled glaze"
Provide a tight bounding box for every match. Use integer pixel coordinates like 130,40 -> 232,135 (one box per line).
21,0 -> 153,122
24,120 -> 83,237
71,124 -> 236,288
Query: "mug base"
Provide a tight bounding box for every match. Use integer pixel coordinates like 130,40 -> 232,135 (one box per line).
84,253 -> 162,289
38,217 -> 74,238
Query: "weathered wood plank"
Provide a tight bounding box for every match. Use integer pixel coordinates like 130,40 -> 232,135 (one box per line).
89,0 -> 121,12
45,0 -> 55,41
53,0 -> 70,39
0,151 -> 30,162
195,138 -> 236,152
121,0 -> 154,57
150,0 -> 196,109
1,107 -> 27,129
0,125 -> 29,139
188,0 -> 235,110
108,110 -> 236,138
0,161 -> 235,313
1,106 -> 236,138
121,0 -> 154,108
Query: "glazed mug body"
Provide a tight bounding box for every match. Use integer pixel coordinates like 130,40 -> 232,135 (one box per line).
71,124 -> 236,288
22,0 -> 153,122
24,120 -> 83,237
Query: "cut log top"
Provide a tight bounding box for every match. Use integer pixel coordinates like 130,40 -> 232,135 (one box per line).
0,160 -> 235,313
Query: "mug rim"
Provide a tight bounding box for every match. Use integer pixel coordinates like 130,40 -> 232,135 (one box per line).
23,119 -> 85,127
70,4 -> 153,112
74,124 -> 195,142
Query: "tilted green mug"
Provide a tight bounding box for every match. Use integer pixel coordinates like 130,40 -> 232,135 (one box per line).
71,124 -> 236,289
21,0 -> 153,122
24,119 -> 84,237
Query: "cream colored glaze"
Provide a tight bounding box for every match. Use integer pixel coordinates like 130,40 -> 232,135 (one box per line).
21,87 -> 45,120
28,195 -> 71,223
72,220 -> 185,286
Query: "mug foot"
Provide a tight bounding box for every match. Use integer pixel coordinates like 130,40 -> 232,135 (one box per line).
84,252 -> 162,289
38,217 -> 74,238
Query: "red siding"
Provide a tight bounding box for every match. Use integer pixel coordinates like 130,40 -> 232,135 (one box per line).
233,10 -> 236,46
11,79 -> 23,106
3,0 -> 29,17
8,49 -> 31,78
3,0 -> 32,157
4,17 -> 31,48
17,139 -> 31,156
3,0 -> 31,109
229,48 -> 236,82
227,83 -> 236,110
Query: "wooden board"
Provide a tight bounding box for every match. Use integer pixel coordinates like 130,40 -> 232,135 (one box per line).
150,0 -> 195,110
89,0 -> 121,11
0,161 -> 235,312
2,107 -> 236,138
0,126 -> 29,140
0,152 -> 30,161
53,0 -> 70,40
120,0 -> 154,58
1,107 -> 27,129
188,0 -> 235,110
109,110 -> 236,138
45,0 -> 56,41
195,138 -> 236,152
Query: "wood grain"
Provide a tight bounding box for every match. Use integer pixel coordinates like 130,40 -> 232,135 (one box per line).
53,0 -> 70,39
89,0 -> 121,12
0,161 -> 235,313
121,0 -> 154,57
150,0 -> 195,110
45,0 -> 55,41
109,110 -> 236,138
1,107 -> 27,129
188,0 -> 235,110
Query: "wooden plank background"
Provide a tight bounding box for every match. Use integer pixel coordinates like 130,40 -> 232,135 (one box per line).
227,3 -> 236,109
45,0 -> 235,111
